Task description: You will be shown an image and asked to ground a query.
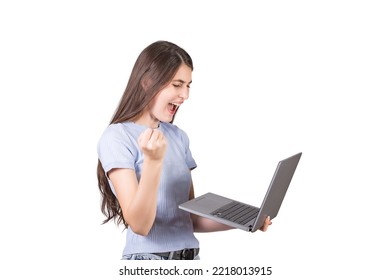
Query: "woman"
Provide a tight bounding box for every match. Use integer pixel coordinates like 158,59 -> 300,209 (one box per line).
97,40 -> 272,260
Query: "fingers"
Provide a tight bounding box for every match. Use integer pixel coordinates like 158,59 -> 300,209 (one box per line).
260,216 -> 272,232
138,128 -> 162,148
147,129 -> 163,149
141,128 -> 154,142
138,128 -> 167,161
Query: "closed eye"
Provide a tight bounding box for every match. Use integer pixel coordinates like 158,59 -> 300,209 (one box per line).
172,79 -> 192,88
173,83 -> 191,89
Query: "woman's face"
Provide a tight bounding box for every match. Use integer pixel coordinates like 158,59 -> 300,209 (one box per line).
138,64 -> 192,128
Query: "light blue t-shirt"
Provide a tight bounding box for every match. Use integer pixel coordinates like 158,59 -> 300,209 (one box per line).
97,121 -> 199,255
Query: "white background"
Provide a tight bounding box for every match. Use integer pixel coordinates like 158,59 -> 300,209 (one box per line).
1,0 -> 389,279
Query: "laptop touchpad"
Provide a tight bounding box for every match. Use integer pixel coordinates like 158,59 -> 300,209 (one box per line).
193,194 -> 232,212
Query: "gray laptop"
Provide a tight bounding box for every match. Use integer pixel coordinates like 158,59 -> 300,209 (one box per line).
179,152 -> 302,232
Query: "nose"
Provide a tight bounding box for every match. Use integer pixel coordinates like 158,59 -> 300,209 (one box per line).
179,87 -> 190,100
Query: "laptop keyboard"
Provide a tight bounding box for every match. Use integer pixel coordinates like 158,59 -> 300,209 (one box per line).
210,201 -> 259,225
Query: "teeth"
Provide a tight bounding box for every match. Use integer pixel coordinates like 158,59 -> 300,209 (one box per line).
170,102 -> 180,107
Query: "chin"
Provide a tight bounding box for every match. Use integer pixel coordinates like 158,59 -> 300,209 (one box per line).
164,115 -> 175,123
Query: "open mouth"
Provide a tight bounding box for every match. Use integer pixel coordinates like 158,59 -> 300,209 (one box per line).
168,102 -> 180,114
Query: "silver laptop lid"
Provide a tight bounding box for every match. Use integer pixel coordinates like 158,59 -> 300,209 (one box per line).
251,152 -> 302,232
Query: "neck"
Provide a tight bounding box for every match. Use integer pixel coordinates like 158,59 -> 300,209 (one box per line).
134,112 -> 160,129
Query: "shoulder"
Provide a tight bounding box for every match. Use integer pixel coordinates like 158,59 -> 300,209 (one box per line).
97,122 -> 141,153
98,123 -> 128,143
97,123 -> 140,172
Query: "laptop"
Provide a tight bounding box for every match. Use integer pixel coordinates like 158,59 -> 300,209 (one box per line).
179,152 -> 302,232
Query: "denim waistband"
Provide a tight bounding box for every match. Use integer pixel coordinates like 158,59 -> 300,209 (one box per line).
153,248 -> 199,260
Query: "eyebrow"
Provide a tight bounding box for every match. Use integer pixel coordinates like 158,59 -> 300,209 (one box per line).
172,79 -> 192,84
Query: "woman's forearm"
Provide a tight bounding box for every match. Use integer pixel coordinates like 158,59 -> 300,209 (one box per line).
124,159 -> 163,236
191,214 -> 233,232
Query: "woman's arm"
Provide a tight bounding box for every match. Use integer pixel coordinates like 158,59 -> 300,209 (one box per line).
189,179 -> 233,232
108,128 -> 166,236
189,177 -> 272,233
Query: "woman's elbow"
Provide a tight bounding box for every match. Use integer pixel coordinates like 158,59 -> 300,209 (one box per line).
126,218 -> 152,236
123,207 -> 156,236
132,227 -> 150,236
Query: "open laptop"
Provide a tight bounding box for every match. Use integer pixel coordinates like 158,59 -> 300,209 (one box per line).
179,152 -> 302,232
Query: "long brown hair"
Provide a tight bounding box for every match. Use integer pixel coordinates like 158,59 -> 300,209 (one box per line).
97,41 -> 193,227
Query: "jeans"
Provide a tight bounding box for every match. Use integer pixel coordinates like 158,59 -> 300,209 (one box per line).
122,253 -> 200,260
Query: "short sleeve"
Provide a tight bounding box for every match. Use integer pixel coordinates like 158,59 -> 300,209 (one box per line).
178,128 -> 197,170
97,124 -> 136,175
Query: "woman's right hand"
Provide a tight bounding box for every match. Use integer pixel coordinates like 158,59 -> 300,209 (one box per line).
138,128 -> 167,162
